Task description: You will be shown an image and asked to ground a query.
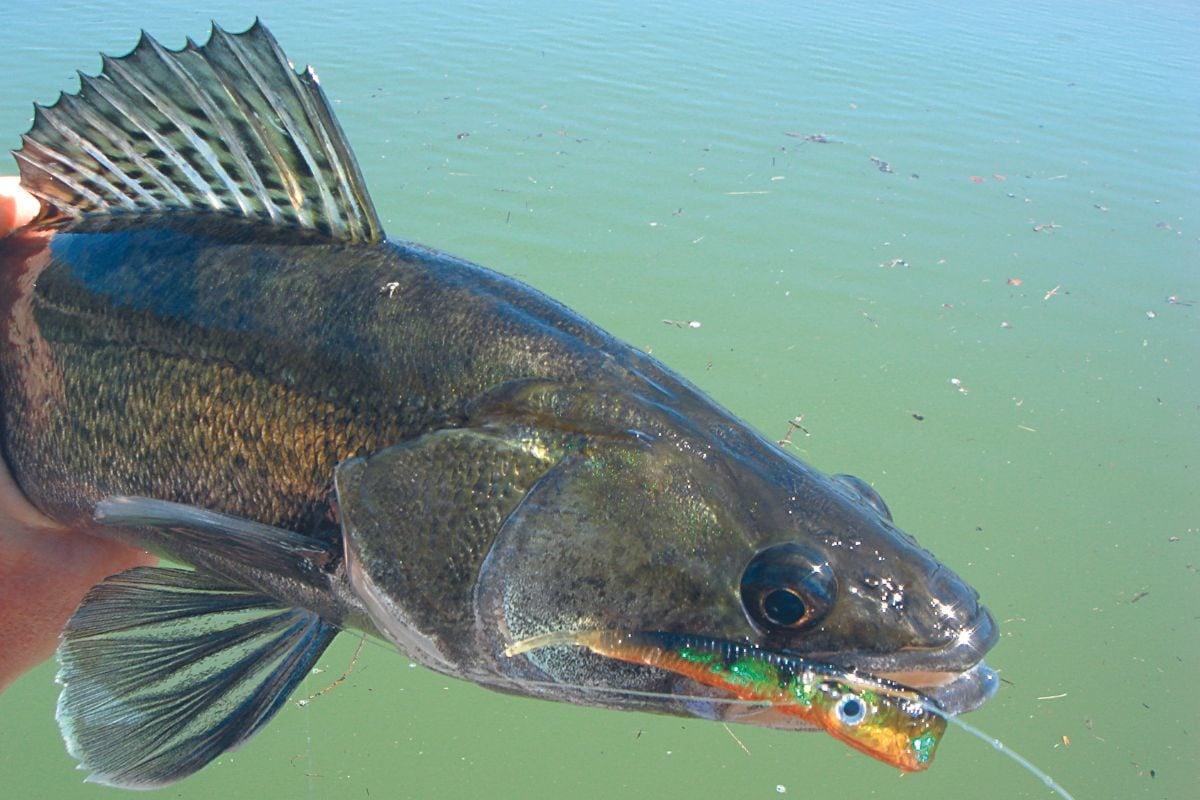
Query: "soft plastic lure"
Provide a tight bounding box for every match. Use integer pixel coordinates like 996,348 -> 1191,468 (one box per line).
507,630 -> 1077,797
506,629 -> 945,772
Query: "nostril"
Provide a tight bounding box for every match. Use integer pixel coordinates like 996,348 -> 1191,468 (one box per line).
925,564 -> 980,626
922,564 -> 998,666
966,605 -> 999,656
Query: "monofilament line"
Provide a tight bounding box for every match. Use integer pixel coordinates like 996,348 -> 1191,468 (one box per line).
933,707 -> 1076,800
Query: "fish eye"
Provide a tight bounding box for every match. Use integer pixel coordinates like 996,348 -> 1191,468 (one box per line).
762,587 -> 807,625
836,693 -> 868,726
740,543 -> 836,633
832,474 -> 892,521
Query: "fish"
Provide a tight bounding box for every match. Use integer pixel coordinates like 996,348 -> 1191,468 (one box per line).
0,21 -> 999,788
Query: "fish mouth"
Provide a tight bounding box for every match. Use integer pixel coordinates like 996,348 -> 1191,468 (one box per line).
805,603 -> 1001,716
700,603 -> 1001,724
681,657 -> 997,730
883,660 -> 999,715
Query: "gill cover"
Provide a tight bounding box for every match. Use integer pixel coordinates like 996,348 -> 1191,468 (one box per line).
474,440 -> 749,695
333,428 -> 561,676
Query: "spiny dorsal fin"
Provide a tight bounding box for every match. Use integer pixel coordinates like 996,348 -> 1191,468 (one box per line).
14,19 -> 383,244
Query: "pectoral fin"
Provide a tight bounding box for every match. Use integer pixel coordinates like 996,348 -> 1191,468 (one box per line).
56,566 -> 338,788
94,495 -> 336,589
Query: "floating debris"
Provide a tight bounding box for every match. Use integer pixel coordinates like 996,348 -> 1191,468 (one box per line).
869,156 -> 894,173
880,258 -> 909,268
662,319 -> 702,329
777,415 -> 810,447
784,132 -> 835,143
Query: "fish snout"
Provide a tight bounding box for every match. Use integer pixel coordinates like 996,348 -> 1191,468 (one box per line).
922,564 -> 999,670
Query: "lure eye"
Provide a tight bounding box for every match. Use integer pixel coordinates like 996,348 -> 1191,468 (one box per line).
832,474 -> 892,521
836,693 -> 867,726
740,543 -> 836,633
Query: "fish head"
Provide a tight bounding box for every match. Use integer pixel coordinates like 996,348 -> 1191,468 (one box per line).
334,363 -> 996,725
460,369 -> 998,723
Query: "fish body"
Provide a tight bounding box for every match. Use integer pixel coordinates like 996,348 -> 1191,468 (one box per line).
0,22 -> 997,787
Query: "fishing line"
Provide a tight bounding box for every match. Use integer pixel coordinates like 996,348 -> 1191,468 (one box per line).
927,705 -> 1077,800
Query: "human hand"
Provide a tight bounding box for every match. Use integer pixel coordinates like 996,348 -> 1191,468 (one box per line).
0,176 -> 157,692
0,176 -> 41,235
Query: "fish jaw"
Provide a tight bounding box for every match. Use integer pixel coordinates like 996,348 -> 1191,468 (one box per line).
883,660 -> 1000,716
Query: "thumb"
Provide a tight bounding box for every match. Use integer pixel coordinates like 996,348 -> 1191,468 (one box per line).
0,177 -> 42,236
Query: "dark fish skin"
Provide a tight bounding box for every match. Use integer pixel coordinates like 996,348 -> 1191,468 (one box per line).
0,218 -> 622,641
0,218 -> 597,533
0,22 -> 999,787
0,211 -> 995,679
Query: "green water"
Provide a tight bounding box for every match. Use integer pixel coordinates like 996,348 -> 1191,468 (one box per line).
1,1 -> 1197,797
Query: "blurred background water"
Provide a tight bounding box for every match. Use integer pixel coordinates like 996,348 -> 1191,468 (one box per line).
1,1 -> 1196,797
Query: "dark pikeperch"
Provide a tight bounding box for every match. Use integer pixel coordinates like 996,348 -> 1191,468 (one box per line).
0,22 -> 997,787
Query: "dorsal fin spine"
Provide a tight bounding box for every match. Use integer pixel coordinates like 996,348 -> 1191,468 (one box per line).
32,103 -> 132,212
198,26 -> 306,222
98,52 -> 229,212
58,87 -> 172,209
125,34 -> 261,216
13,19 -> 384,243
13,133 -> 107,218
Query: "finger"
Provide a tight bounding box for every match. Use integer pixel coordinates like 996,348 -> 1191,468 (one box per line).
0,176 -> 42,236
